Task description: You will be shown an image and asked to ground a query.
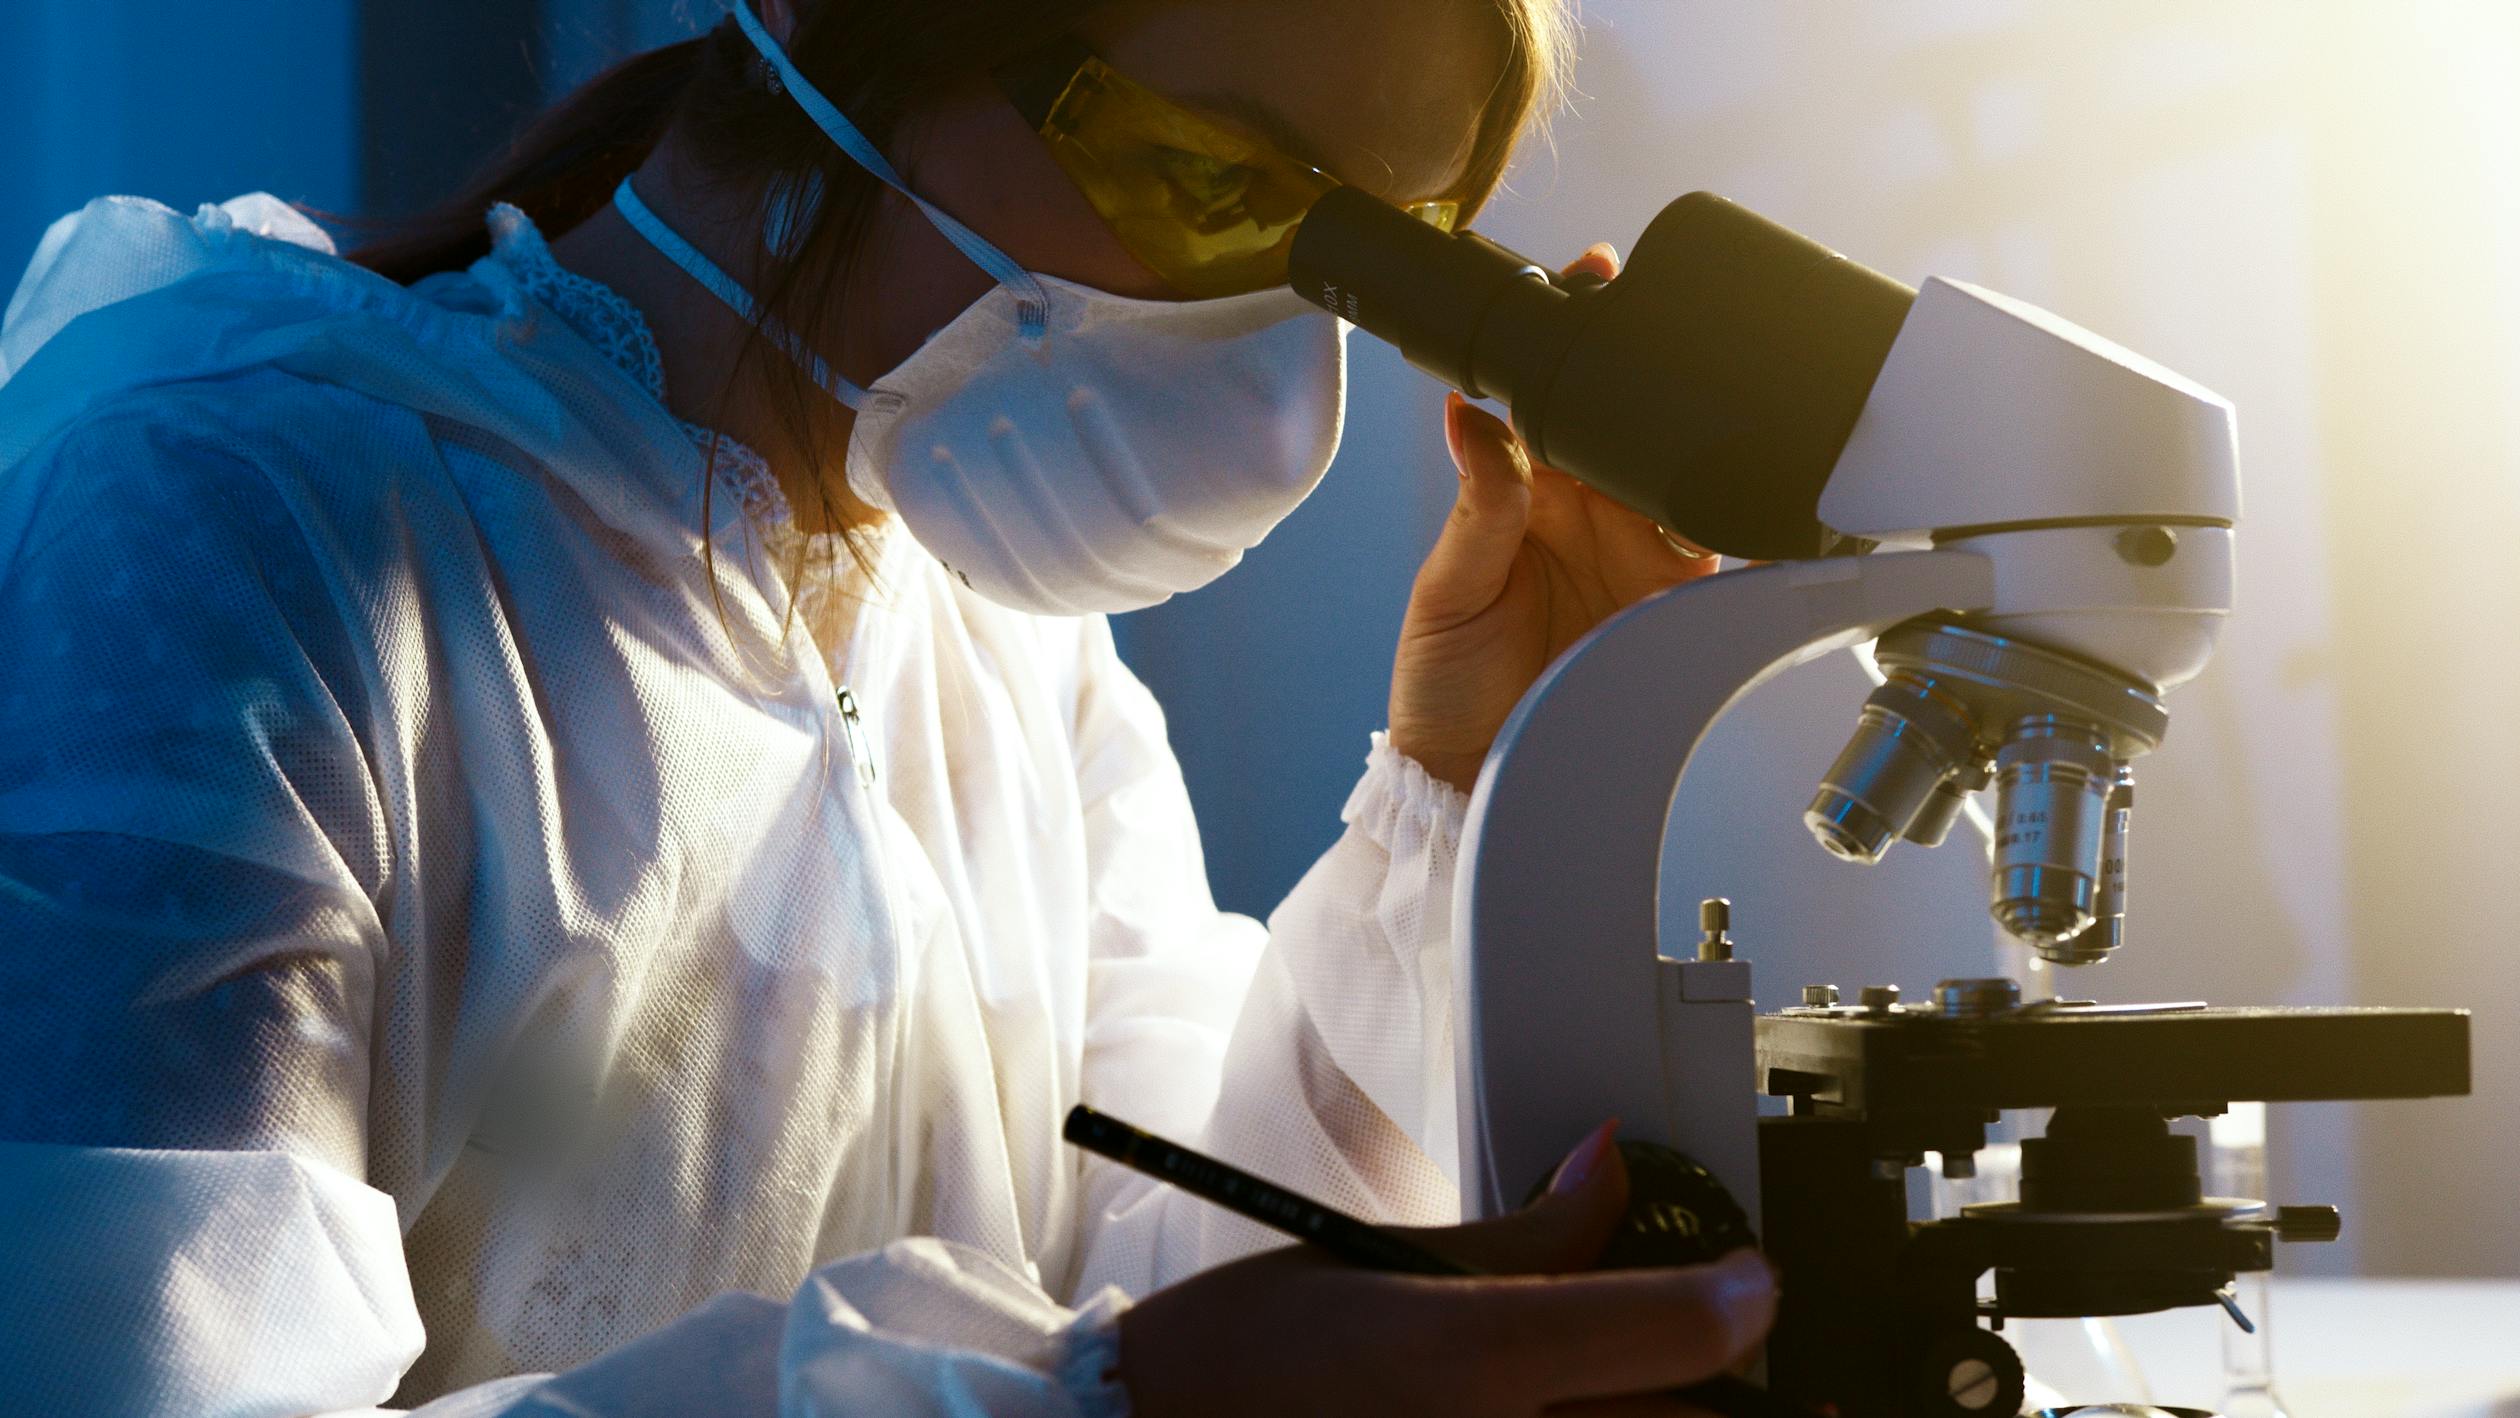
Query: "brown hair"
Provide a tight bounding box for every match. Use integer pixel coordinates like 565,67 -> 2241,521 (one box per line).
352,1 -> 1576,639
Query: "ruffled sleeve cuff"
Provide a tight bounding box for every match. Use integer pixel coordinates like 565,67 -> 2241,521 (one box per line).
1340,731 -> 1470,857
1055,1286 -> 1136,1418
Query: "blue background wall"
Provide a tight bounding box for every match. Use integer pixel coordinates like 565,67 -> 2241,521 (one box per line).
0,0 -> 358,271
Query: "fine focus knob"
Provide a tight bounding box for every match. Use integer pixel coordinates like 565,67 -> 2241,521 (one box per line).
1912,1326 -> 2026,1416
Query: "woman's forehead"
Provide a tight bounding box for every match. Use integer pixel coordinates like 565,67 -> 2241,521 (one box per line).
1079,0 -> 1505,203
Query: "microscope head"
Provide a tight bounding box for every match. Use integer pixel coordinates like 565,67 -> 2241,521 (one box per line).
1284,187 -> 2238,964
1806,278 -> 2240,964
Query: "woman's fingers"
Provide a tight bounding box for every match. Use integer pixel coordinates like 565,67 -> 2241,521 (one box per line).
1588,486 -> 1723,594
1397,1121 -> 1631,1276
1444,1250 -> 1778,1405
1397,1118 -> 1776,1411
1548,1393 -> 1727,1417
1523,241 -> 1719,600
1414,239 -> 1625,627
1510,241 -> 1620,563
1114,1105 -> 1770,1418
1564,241 -> 1620,284
1414,392 -> 1534,625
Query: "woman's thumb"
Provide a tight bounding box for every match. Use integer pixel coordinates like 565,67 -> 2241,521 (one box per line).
1414,393 -> 1533,621
1423,1120 -> 1630,1276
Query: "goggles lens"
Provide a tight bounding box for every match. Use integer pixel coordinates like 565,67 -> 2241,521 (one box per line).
1020,52 -> 1460,299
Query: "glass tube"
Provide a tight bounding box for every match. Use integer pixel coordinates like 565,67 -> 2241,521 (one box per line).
2209,1102 -> 2291,1417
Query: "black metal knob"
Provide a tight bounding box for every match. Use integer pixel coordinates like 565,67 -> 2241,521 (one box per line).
2274,1205 -> 2343,1244
1911,1326 -> 2026,1416
1521,1139 -> 1758,1269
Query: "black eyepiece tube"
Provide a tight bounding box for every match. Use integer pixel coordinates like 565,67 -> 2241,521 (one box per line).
1288,186 -> 1918,561
1286,187 -> 1571,405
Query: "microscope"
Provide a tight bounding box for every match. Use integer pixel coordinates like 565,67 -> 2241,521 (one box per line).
1289,190 -> 2471,1416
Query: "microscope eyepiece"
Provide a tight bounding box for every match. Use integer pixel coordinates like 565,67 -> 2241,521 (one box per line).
1287,186 -> 1916,560
1287,185 -> 1570,407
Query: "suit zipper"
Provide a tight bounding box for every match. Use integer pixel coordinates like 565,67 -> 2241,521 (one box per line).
835,686 -> 878,788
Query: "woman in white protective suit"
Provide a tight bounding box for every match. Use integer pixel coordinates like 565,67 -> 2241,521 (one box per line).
0,0 -> 1776,1412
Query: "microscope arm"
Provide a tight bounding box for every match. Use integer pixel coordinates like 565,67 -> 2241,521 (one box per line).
1454,548 -> 1996,1222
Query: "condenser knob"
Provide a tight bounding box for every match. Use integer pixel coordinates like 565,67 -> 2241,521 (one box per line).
2274,1205 -> 2343,1244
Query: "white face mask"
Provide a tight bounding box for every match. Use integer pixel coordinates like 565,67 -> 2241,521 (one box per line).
613,0 -> 1350,616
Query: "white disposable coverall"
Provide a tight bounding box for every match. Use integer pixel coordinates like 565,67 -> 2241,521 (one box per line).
0,195 -> 1469,1415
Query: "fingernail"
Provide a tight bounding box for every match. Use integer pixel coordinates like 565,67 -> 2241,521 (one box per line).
1547,1119 -> 1619,1197
1443,393 -> 1467,474
1586,241 -> 1621,267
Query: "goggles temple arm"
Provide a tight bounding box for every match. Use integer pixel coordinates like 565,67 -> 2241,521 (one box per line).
996,36 -> 1099,134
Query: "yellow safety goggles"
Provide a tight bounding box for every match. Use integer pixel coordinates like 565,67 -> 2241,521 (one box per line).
998,39 -> 1462,299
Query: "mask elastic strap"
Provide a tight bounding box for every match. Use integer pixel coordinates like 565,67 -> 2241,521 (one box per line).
729,0 -> 1051,341
613,176 -> 873,408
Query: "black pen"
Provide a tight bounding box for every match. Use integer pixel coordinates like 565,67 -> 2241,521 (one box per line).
1062,1104 -> 1806,1418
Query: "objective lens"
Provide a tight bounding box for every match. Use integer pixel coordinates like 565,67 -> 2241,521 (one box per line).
2057,766 -> 2137,966
1989,717 -> 2118,954
1805,675 -> 1983,863
1902,759 -> 1993,849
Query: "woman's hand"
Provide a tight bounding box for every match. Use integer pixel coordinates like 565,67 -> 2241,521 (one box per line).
1387,243 -> 1724,793
1114,1124 -> 1778,1417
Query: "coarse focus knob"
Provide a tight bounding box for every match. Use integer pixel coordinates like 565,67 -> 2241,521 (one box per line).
2274,1206 -> 2343,1244
1519,1139 -> 1759,1269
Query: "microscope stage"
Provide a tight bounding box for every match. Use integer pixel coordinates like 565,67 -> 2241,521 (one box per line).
1756,1003 -> 2470,1117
